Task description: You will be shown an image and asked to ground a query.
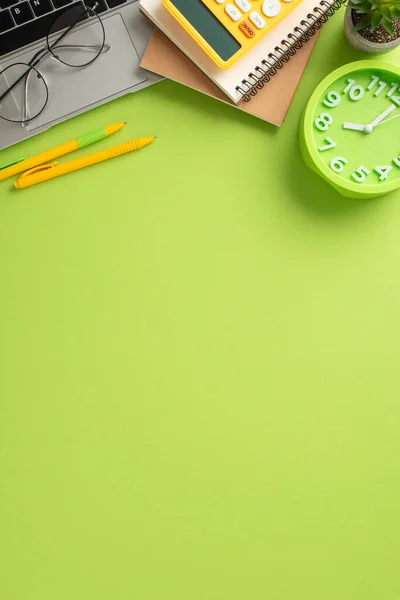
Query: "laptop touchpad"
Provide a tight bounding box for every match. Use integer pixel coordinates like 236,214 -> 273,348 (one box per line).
14,13 -> 148,131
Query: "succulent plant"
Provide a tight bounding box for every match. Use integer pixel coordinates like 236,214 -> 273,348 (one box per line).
350,0 -> 400,34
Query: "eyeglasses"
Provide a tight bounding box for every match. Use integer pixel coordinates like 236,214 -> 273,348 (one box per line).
0,2 -> 108,125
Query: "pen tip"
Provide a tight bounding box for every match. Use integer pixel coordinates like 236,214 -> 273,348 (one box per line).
154,136 -> 158,139
124,122 -> 128,125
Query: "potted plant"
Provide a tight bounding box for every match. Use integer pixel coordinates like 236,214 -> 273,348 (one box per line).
344,0 -> 400,53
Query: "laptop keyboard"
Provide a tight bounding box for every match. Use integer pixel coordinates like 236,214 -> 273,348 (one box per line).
0,0 -> 128,57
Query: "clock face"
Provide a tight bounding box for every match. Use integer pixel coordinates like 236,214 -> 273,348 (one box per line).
301,61 -> 400,198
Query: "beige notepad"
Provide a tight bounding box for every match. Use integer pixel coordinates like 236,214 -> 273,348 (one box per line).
141,29 -> 318,126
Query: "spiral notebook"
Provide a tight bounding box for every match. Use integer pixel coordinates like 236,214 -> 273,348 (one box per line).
139,0 -> 345,105
141,30 -> 316,125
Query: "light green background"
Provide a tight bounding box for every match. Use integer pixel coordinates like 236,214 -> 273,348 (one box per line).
1,13 -> 400,600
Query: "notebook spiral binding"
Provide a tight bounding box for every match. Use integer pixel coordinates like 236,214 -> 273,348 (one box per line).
236,0 -> 346,102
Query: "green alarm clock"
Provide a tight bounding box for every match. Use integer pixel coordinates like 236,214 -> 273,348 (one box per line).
299,60 -> 400,199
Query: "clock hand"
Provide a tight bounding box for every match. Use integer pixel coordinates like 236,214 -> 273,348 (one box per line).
368,103 -> 396,127
376,113 -> 400,126
343,104 -> 397,134
343,122 -> 366,131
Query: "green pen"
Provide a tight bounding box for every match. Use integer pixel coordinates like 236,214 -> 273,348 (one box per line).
0,159 -> 25,171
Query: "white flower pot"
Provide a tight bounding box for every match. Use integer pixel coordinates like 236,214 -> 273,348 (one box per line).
344,4 -> 400,53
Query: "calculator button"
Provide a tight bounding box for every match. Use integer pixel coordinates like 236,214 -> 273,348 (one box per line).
225,3 -> 241,20
235,0 -> 251,11
239,19 -> 256,36
249,10 -> 265,28
262,0 -> 281,16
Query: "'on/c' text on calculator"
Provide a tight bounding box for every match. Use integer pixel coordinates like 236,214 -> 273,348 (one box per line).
162,0 -> 304,69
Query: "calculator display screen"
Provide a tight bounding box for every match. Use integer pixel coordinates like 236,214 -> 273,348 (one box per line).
169,0 -> 241,61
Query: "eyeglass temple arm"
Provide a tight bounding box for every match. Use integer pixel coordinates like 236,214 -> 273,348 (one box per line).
21,67 -> 32,126
52,42 -> 110,52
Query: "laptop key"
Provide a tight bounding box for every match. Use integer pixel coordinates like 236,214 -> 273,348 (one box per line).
0,3 -> 86,56
0,8 -> 14,31
10,1 -> 34,24
85,0 -> 108,13
52,0 -> 72,7
106,0 -> 127,7
29,0 -> 53,17
0,0 -> 18,8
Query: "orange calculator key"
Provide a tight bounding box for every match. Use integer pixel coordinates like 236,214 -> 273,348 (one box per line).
239,20 -> 256,38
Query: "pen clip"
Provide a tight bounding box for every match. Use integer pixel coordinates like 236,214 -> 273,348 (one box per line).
0,158 -> 25,171
20,161 -> 58,178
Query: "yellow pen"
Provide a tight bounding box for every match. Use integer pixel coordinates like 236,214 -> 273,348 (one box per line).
15,137 -> 156,189
0,122 -> 126,182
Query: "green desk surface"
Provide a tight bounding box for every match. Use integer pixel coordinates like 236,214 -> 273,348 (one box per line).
1,14 -> 400,600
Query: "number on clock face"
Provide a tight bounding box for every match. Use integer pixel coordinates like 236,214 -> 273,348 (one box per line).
352,166 -> 370,183
318,137 -> 336,151
374,165 -> 392,180
368,77 -> 400,106
343,79 -> 364,101
330,157 -> 347,173
314,113 -> 333,131
313,70 -> 400,186
323,91 -> 341,108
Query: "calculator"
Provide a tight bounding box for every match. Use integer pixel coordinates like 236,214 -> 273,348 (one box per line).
162,0 -> 304,69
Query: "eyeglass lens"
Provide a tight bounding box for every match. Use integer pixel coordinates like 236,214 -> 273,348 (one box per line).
47,4 -> 105,68
0,63 -> 48,123
0,3 -> 105,124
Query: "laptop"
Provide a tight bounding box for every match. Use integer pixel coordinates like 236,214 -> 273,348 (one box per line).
0,0 -> 161,150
